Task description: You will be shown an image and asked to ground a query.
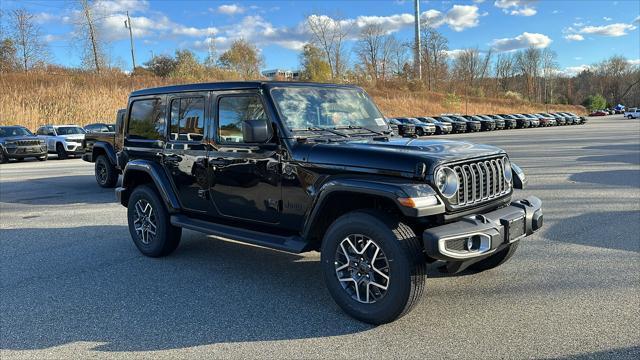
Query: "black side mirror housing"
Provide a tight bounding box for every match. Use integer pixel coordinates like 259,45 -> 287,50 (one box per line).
512,163 -> 527,189
242,119 -> 272,143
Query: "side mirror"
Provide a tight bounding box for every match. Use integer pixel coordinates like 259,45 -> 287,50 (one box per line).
242,119 -> 272,143
512,163 -> 527,189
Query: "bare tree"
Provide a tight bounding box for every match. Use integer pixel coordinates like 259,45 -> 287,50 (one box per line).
10,9 -> 48,72
306,13 -> 351,79
541,48 -> 558,104
354,24 -> 385,82
515,47 -> 542,101
421,25 -> 448,91
77,0 -> 105,72
495,53 -> 515,92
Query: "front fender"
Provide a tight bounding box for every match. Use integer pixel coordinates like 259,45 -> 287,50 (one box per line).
302,177 -> 445,237
118,160 -> 181,213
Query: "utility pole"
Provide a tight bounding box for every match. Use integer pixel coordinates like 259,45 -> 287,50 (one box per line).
124,11 -> 136,70
80,0 -> 100,73
414,0 -> 422,80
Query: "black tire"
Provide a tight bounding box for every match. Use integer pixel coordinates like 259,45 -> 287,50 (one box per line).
127,185 -> 182,257
321,210 -> 426,324
416,128 -> 424,137
38,154 -> 48,161
16,158 -> 25,162
95,155 -> 118,188
56,143 -> 68,160
0,150 -> 8,164
469,242 -> 519,272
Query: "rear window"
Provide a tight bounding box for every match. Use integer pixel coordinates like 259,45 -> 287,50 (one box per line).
128,98 -> 166,140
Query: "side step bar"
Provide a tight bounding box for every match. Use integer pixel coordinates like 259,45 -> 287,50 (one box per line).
170,214 -> 307,254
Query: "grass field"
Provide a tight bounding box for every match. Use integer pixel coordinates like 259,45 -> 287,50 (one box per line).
0,72 -> 586,129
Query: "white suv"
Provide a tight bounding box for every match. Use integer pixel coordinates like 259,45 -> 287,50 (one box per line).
36,125 -> 86,159
624,108 -> 639,119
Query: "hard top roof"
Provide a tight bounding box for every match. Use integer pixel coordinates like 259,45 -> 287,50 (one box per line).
130,81 -> 360,97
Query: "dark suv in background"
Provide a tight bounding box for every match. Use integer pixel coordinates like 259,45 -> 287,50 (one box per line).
0,126 -> 48,163
110,81 -> 542,325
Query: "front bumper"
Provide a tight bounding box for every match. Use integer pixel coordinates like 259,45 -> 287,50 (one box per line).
64,142 -> 85,153
4,145 -> 47,158
423,196 -> 542,261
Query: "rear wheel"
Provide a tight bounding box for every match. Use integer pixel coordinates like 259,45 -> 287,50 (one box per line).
321,210 -> 426,324
56,143 -> 68,160
95,155 -> 118,188
127,185 -> 182,257
469,242 -> 519,272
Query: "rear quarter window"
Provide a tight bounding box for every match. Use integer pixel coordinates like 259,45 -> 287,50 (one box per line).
128,98 -> 166,140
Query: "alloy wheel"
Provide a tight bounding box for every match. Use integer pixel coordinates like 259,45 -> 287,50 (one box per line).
96,162 -> 107,184
334,234 -> 390,304
133,199 -> 157,245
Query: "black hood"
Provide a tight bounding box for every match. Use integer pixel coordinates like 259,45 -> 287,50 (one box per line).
294,138 -> 505,176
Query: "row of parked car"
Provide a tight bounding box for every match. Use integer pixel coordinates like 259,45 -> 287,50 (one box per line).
1,110 -> 585,163
386,112 -> 587,137
0,122 -> 114,163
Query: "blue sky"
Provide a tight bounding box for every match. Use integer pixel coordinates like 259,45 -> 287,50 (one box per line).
2,0 -> 639,75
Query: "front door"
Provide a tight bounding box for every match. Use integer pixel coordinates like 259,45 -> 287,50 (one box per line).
163,93 -> 211,213
207,91 -> 282,224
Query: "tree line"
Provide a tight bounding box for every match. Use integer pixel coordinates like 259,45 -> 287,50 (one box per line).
1,6 -> 638,109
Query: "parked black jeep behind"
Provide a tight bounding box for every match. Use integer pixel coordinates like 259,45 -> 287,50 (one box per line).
114,82 -> 543,324
82,109 -> 125,187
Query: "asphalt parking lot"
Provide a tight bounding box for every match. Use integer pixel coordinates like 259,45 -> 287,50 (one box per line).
1,116 -> 639,359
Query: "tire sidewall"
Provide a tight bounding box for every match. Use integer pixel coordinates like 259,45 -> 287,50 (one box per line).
127,185 -> 171,257
95,155 -> 116,187
56,143 -> 67,159
321,212 -> 413,323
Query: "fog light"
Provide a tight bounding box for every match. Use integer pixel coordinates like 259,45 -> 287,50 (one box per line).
465,237 -> 475,251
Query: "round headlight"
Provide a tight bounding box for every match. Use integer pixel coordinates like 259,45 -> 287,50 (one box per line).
503,157 -> 513,182
434,167 -> 458,198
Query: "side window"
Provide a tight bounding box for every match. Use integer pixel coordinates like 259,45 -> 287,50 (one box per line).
128,98 -> 166,140
36,127 -> 45,135
217,95 -> 267,143
169,97 -> 205,142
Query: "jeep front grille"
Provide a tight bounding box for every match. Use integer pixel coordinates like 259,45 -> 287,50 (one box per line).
17,140 -> 40,146
453,157 -> 510,206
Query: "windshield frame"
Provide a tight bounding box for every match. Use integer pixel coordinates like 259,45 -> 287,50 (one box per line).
55,126 -> 86,135
268,84 -> 389,141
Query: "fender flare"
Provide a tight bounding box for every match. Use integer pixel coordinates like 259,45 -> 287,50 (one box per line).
91,142 -> 117,165
119,160 -> 181,213
301,177 -> 444,238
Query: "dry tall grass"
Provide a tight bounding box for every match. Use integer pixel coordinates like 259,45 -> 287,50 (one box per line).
0,72 -> 585,129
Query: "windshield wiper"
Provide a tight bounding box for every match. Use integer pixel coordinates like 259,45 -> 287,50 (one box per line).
289,127 -> 350,138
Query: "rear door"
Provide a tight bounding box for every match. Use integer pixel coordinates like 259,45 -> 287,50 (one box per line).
163,92 -> 211,213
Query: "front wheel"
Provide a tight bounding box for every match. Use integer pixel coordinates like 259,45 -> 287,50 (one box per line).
38,154 -> 48,161
56,143 -> 68,160
321,210 -> 426,324
0,151 -> 7,164
127,185 -> 182,257
416,128 -> 424,137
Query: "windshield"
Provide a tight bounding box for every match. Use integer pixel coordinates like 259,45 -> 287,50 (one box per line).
421,118 -> 435,123
56,126 -> 85,135
407,118 -> 423,125
0,127 -> 33,137
270,87 -> 387,134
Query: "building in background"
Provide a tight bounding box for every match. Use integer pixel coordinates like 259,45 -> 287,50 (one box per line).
262,69 -> 300,81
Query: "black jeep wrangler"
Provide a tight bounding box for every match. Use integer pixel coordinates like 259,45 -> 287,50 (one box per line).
114,82 -> 542,324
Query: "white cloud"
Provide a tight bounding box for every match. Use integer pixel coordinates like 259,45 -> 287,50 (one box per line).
33,12 -> 57,24
94,0 -> 149,14
43,34 -> 64,42
560,65 -> 591,76
633,15 -> 640,24
490,32 -> 552,51
494,0 -> 538,16
580,23 -> 637,37
445,5 -> 481,31
603,17 -> 612,21
564,34 -> 584,41
473,0 -> 486,3
510,7 -> 536,16
443,49 -> 466,58
552,10 -> 559,14
628,59 -> 640,65
172,26 -> 218,37
217,4 -> 244,15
